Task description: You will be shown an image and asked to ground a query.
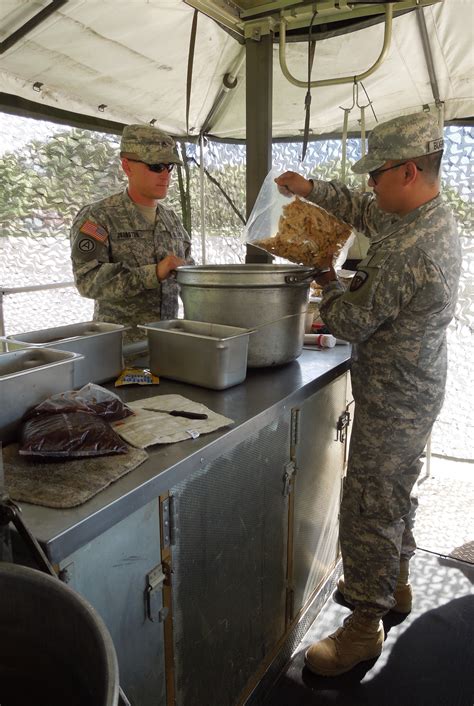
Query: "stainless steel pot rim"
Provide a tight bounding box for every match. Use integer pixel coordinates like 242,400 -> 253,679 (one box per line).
177,264 -> 313,273
177,264 -> 314,287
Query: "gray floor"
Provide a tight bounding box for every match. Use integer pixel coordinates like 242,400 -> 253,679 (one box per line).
416,456 -> 474,563
265,458 -> 474,706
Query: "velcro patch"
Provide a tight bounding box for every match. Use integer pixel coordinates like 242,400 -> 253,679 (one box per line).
427,138 -> 444,152
349,270 -> 369,292
80,220 -> 108,242
117,232 -> 143,240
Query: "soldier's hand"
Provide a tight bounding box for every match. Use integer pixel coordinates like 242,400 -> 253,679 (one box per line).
156,253 -> 186,281
275,172 -> 313,198
314,255 -> 337,287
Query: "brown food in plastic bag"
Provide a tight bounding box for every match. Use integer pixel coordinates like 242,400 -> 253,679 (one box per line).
19,412 -> 128,458
255,197 -> 352,268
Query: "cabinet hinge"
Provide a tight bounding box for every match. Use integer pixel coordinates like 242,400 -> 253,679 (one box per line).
283,461 -> 296,496
161,495 -> 172,549
290,408 -> 300,448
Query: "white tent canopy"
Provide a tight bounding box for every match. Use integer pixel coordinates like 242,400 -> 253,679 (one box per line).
0,0 -> 472,138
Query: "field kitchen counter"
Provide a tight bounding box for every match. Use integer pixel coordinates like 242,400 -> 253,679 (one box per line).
12,346 -> 352,706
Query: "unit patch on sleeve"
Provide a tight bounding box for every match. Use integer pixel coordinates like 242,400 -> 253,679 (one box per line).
350,270 -> 369,291
79,220 -> 108,242
78,238 -> 96,253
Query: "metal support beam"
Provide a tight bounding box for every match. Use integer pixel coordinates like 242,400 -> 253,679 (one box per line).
245,33 -> 273,263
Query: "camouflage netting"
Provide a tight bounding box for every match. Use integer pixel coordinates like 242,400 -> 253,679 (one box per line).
0,114 -> 472,459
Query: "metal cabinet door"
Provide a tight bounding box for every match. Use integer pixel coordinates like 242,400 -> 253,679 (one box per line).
291,374 -> 348,616
169,414 -> 291,706
59,501 -> 166,706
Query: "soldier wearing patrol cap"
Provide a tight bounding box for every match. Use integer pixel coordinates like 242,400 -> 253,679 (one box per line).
70,124 -> 193,349
276,112 -> 461,675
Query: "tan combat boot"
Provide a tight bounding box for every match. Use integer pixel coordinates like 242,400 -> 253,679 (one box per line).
337,559 -> 412,614
305,610 -> 384,676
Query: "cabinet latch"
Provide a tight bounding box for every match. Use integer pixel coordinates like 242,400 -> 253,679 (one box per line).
336,410 -> 351,443
146,564 -> 166,622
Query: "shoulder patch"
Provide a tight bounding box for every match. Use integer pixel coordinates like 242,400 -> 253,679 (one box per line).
80,220 -> 108,242
77,238 -> 96,253
350,270 -> 369,291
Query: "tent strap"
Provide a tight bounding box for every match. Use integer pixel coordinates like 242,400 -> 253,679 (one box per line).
186,10 -> 199,135
301,11 -> 318,162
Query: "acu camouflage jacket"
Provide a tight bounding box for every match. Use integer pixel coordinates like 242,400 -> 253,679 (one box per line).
70,190 -> 193,342
307,180 -> 461,419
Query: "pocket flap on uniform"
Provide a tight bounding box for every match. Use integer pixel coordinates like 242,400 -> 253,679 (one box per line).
366,251 -> 391,268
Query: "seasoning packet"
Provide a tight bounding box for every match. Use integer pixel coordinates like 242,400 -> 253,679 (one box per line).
115,368 -> 160,387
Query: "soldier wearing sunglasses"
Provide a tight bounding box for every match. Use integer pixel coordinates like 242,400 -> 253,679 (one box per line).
276,112 -> 461,677
70,124 -> 193,349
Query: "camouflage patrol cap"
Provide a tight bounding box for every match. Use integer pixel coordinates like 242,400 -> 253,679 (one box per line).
120,124 -> 182,165
352,112 -> 444,174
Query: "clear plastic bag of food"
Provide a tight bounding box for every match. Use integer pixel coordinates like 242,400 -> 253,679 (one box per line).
19,412 -> 128,458
244,169 -> 354,270
24,383 -> 133,421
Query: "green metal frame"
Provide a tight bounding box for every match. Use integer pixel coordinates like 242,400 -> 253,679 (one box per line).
184,0 -> 441,39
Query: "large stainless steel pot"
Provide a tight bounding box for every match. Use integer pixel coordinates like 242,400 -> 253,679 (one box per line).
177,264 -> 312,367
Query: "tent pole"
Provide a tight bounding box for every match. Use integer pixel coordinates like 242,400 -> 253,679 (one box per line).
201,49 -> 245,135
199,133 -> 207,265
245,32 -> 273,263
416,7 -> 443,110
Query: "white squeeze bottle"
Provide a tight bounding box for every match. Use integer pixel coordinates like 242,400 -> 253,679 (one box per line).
304,333 -> 336,348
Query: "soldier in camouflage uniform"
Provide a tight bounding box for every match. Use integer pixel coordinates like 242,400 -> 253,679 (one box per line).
70,124 -> 193,348
276,112 -> 461,676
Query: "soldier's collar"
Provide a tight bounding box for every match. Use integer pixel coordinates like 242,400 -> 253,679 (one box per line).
371,194 -> 442,243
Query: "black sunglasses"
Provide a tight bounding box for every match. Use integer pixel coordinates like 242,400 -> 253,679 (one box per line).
127,159 -> 175,173
369,161 -> 423,185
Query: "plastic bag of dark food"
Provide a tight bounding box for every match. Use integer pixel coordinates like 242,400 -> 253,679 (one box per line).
24,383 -> 134,421
19,412 -> 128,458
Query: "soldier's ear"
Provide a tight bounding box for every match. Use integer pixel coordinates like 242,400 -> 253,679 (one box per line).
121,157 -> 132,177
404,161 -> 418,185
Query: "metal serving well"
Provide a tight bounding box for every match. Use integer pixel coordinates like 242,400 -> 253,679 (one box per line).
139,320 -> 252,390
0,348 -> 82,443
4,322 -> 126,389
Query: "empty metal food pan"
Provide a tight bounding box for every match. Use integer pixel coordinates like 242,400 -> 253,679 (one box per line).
0,348 -> 82,443
4,322 -> 126,388
139,320 -> 252,390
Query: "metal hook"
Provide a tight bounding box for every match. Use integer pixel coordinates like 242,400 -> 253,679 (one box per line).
355,81 -> 372,110
339,83 -> 357,183
339,81 -> 357,113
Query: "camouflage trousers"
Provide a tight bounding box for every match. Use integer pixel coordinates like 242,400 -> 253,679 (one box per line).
340,403 -> 436,618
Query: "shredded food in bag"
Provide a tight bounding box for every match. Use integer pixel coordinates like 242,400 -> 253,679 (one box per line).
255,197 -> 352,268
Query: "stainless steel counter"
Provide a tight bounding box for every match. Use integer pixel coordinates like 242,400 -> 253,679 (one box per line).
15,347 -> 351,563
